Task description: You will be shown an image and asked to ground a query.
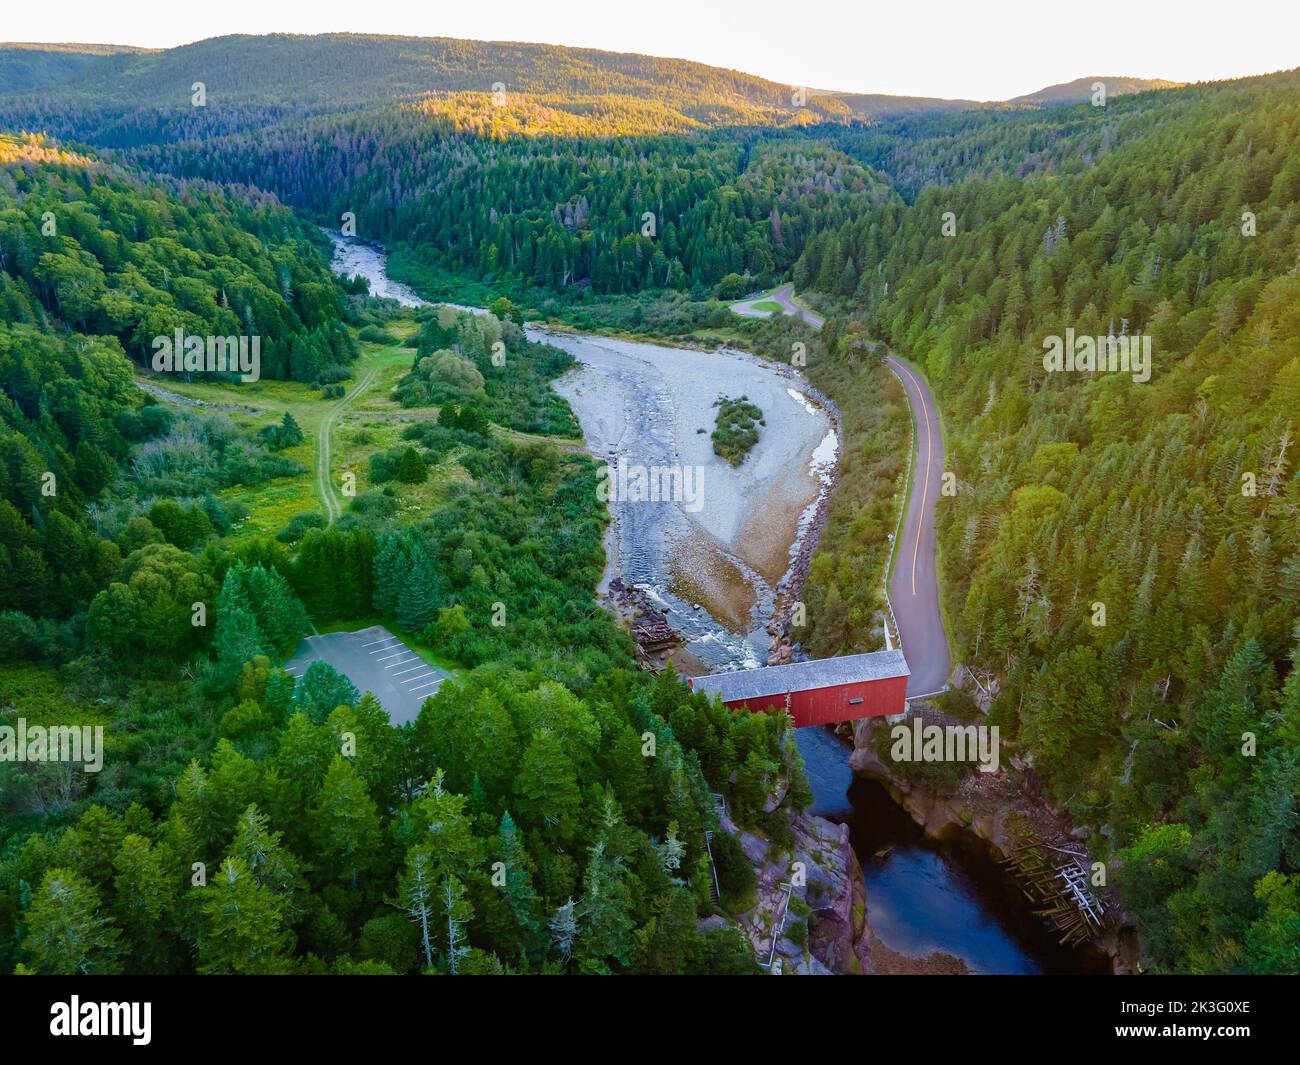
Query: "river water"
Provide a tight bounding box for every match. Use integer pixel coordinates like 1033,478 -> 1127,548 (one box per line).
797,725 -> 1108,974
328,233 -> 1105,975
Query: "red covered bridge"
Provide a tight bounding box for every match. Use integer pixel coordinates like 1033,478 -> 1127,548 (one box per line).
688,649 -> 910,728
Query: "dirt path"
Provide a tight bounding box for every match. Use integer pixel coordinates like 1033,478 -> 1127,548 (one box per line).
135,379 -> 259,414
885,355 -> 951,698
316,363 -> 381,524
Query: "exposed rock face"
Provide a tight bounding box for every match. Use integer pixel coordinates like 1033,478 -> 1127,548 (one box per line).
851,712 -> 1089,858
767,635 -> 794,666
726,803 -> 869,975
805,820 -> 871,975
849,730 -> 1019,851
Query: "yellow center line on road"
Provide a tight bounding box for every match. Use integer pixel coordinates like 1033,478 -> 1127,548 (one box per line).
891,358 -> 932,597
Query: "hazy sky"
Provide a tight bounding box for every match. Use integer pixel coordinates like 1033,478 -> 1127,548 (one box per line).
7,0 -> 1298,100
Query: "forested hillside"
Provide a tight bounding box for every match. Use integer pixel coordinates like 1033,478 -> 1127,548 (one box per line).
0,43 -> 148,94
111,121 -> 894,297
1007,75 -> 1181,107
0,132 -> 353,625
0,32 -> 853,138
0,133 -> 352,376
825,76 -> 1176,124
820,74 -> 1283,201
0,35 -> 1190,308
0,139 -> 810,976
798,70 -> 1300,973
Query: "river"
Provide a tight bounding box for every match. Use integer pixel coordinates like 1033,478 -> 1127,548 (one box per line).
329,231 -> 835,670
328,232 -> 1105,975
797,725 -> 1109,974
545,330 -> 835,669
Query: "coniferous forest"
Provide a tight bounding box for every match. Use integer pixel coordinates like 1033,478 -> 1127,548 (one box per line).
0,26 -> 1297,988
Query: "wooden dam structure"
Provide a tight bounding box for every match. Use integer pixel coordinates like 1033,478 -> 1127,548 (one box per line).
998,827 -> 1110,946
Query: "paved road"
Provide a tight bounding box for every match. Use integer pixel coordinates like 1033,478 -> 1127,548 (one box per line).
886,356 -> 952,698
727,287 -> 951,696
284,625 -> 450,725
731,283 -> 825,329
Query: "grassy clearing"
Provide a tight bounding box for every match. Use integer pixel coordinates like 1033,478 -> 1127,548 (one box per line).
335,413 -> 469,519
226,472 -> 320,544
136,328 -> 453,543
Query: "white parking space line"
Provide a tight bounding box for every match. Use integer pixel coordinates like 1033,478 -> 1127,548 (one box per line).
383,655 -> 419,668
368,643 -> 403,655
376,650 -> 410,662
362,636 -> 398,647
408,679 -> 444,693
402,671 -> 435,685
393,664 -> 427,676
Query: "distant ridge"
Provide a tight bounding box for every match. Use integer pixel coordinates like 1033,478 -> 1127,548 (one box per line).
0,33 -> 852,126
0,42 -> 153,94
819,76 -> 1181,120
0,33 -> 1180,126
1008,75 -> 1182,106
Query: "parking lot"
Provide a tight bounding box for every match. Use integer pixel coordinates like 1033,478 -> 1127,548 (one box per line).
284,625 -> 451,725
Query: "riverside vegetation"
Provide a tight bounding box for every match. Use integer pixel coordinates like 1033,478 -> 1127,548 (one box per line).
710,395 -> 764,466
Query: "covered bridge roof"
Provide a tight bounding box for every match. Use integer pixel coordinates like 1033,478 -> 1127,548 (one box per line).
691,649 -> 910,703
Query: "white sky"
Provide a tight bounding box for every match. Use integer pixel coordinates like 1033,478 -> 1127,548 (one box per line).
5,0 -> 1298,101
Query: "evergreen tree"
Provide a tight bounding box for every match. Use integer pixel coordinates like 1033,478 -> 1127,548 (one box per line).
22,868 -> 123,975
197,857 -> 295,975
111,834 -> 179,973
397,446 -> 428,484
373,532 -> 410,615
577,841 -> 636,972
293,660 -> 359,723
396,538 -> 441,631
212,564 -> 268,685
515,731 -> 582,843
309,757 -> 381,890
496,810 -> 542,953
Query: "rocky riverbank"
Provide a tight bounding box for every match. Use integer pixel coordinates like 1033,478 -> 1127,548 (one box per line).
714,800 -> 870,975
766,379 -> 843,667
603,577 -> 682,664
